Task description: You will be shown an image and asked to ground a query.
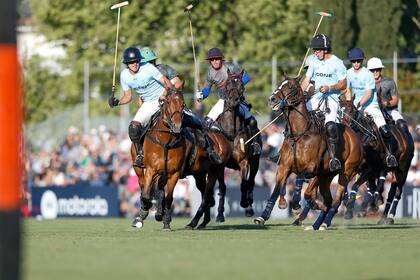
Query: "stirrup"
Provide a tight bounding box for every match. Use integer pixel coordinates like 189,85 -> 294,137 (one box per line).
251,142 -> 261,156
329,158 -> 342,172
133,154 -> 144,168
386,154 -> 398,168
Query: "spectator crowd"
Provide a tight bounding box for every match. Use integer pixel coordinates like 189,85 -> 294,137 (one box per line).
25,121 -> 420,218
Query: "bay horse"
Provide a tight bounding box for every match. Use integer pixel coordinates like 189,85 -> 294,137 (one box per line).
131,86 -> 188,231
185,70 -> 261,228
254,77 -> 363,230
340,100 -> 414,224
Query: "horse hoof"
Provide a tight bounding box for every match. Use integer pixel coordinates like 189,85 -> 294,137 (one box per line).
319,223 -> 328,231
370,206 -> 379,213
357,211 -> 367,218
292,219 -> 301,226
377,217 -> 386,225
216,215 -> 225,223
162,226 -> 171,232
278,198 -> 288,209
184,224 -> 194,230
245,207 -> 254,217
304,226 -> 315,231
344,211 -> 353,220
240,199 -> 249,208
386,218 -> 394,225
155,215 -> 163,222
197,224 -> 207,230
254,217 -> 265,225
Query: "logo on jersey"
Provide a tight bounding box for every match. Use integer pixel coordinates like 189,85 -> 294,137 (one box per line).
315,73 -> 333,78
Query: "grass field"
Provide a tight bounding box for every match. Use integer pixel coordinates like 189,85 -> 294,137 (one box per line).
23,217 -> 420,280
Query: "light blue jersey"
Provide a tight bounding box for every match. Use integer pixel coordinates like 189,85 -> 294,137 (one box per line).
306,54 -> 347,99
347,67 -> 376,108
120,63 -> 164,102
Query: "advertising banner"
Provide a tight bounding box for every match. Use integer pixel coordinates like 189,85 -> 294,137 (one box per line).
31,186 -> 119,218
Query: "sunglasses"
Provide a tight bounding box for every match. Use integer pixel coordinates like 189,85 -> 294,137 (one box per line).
127,61 -> 139,65
209,58 -> 221,62
351,59 -> 363,64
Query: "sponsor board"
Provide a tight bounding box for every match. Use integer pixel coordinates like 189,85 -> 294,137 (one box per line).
32,186 -> 119,218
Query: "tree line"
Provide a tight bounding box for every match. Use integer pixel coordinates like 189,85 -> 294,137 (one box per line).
21,0 -> 419,123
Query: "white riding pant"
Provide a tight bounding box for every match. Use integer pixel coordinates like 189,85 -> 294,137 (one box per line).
385,108 -> 404,121
306,94 -> 339,124
207,99 -> 252,121
363,103 -> 386,128
133,100 -> 160,125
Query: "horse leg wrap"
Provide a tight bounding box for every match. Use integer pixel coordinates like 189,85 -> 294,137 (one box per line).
163,207 -> 172,226
312,210 -> 327,230
138,208 -> 149,220
323,207 -> 338,227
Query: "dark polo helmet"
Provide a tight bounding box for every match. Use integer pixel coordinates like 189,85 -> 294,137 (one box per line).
123,47 -> 141,64
206,48 -> 224,60
308,34 -> 331,50
348,47 -> 365,61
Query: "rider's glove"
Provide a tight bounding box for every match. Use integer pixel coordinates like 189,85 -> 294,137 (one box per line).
108,97 -> 119,108
195,90 -> 203,101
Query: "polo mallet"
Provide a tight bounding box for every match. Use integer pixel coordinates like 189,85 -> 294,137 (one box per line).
184,0 -> 201,93
296,11 -> 333,77
240,113 -> 283,152
110,1 -> 130,98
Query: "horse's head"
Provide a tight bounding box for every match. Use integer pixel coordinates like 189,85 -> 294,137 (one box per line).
269,76 -> 304,112
224,69 -> 244,109
339,97 -> 357,125
160,85 -> 185,134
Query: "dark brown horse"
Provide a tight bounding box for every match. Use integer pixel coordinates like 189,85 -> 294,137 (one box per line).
254,77 -> 363,230
131,87 -> 188,231
185,70 -> 261,228
339,100 -> 414,224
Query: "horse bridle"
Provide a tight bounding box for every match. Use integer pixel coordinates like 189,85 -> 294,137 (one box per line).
270,79 -> 312,138
156,90 -> 185,135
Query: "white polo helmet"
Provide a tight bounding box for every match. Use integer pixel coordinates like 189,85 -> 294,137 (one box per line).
367,57 -> 385,70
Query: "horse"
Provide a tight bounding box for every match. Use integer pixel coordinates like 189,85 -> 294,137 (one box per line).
130,86 -> 188,231
339,100 -> 414,224
185,69 -> 261,228
254,76 -> 363,230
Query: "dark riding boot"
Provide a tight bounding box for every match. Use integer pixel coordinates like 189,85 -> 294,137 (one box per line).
396,119 -> 410,137
268,152 -> 280,163
195,115 -> 222,164
379,125 -> 398,168
245,116 -> 262,156
129,121 -> 145,168
204,135 -> 223,164
182,110 -> 203,130
325,121 -> 342,172
203,116 -> 214,130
